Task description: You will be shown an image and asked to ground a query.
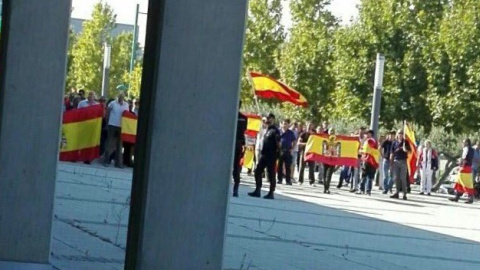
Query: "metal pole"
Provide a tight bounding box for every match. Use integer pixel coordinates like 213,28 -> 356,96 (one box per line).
101,43 -> 111,97
129,4 -> 140,76
370,53 -> 385,138
246,72 -> 261,114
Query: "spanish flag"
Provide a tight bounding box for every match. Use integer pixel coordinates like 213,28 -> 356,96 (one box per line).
454,166 -> 475,195
304,134 -> 360,167
361,138 -> 380,168
404,123 -> 418,183
244,114 -> 262,137
249,72 -> 308,107
121,111 -> 138,144
59,105 -> 103,161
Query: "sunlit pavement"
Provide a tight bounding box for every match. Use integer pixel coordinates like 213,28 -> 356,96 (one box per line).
51,162 -> 480,270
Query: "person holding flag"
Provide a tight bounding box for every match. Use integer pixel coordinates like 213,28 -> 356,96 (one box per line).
390,129 -> 411,200
449,139 -> 475,204
359,130 -> 379,196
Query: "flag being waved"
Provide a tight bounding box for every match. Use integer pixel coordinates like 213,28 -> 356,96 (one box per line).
244,114 -> 262,137
59,105 -> 103,162
362,138 -> 380,168
249,72 -> 308,107
304,134 -> 360,167
454,166 -> 475,195
404,122 -> 418,184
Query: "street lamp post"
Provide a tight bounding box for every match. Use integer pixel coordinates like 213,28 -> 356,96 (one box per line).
129,4 -> 140,76
370,53 -> 385,138
101,42 -> 111,97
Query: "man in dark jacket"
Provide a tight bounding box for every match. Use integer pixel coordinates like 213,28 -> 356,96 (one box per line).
248,113 -> 280,199
232,102 -> 247,197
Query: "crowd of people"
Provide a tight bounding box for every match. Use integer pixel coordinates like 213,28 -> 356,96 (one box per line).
63,89 -> 139,168
233,110 -> 478,204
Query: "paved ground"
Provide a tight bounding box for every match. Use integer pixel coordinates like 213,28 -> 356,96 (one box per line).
51,162 -> 480,270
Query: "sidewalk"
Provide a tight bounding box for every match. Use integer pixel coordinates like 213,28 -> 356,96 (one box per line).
52,162 -> 480,270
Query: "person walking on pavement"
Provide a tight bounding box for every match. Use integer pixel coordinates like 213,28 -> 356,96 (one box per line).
390,129 -> 412,200
277,119 -> 296,185
298,123 -> 316,185
232,102 -> 247,197
323,128 -> 337,194
359,130 -> 379,196
103,92 -> 129,168
249,113 -> 281,199
417,140 -> 438,196
449,139 -> 475,204
381,131 -> 395,194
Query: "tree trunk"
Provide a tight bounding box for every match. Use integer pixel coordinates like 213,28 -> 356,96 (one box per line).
432,157 -> 458,191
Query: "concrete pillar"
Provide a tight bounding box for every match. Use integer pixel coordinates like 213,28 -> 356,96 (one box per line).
125,0 -> 247,269
0,0 -> 71,269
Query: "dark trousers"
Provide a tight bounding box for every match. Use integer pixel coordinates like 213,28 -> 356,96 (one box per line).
323,164 -> 335,191
255,154 -> 276,192
103,125 -> 123,166
361,163 -> 377,192
123,142 -> 135,167
277,151 -> 292,184
299,151 -> 315,184
232,144 -> 243,192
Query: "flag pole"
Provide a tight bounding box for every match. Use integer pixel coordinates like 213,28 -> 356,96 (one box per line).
247,71 -> 261,114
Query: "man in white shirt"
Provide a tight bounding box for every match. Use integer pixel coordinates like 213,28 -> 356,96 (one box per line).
77,91 -> 98,108
103,92 -> 129,168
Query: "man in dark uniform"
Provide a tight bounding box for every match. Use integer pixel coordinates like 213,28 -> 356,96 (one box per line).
248,113 -> 280,199
232,102 -> 247,197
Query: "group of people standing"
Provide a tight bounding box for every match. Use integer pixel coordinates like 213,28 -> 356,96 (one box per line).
63,89 -> 139,168
232,111 -> 477,204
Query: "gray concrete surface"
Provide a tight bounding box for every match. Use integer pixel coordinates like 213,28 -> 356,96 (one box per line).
125,0 -> 247,268
51,162 -> 480,270
0,0 -> 71,267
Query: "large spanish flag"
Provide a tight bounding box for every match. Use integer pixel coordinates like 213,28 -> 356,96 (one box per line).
404,123 -> 418,183
244,114 -> 262,137
59,105 -> 103,162
121,111 -> 138,144
454,166 -> 475,195
304,134 -> 360,167
249,72 -> 308,107
362,138 -> 380,168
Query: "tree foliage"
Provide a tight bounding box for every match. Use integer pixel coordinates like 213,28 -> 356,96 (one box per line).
279,0 -> 338,121
241,0 -> 285,103
68,3 -> 133,98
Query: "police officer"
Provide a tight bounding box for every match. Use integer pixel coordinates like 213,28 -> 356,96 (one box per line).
232,102 -> 247,197
248,113 -> 281,199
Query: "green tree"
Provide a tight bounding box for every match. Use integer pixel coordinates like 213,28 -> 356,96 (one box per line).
427,0 -> 480,133
110,32 -> 134,96
122,62 -> 143,99
68,2 -> 133,98
65,28 -> 77,91
279,0 -> 338,121
241,0 -> 285,103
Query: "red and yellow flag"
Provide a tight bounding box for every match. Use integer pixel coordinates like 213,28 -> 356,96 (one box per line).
404,123 -> 418,183
121,111 -> 138,144
243,148 -> 255,169
454,166 -> 475,195
59,105 -> 103,162
250,72 -> 308,107
244,114 -> 262,137
304,134 -> 360,167
362,138 -> 380,168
